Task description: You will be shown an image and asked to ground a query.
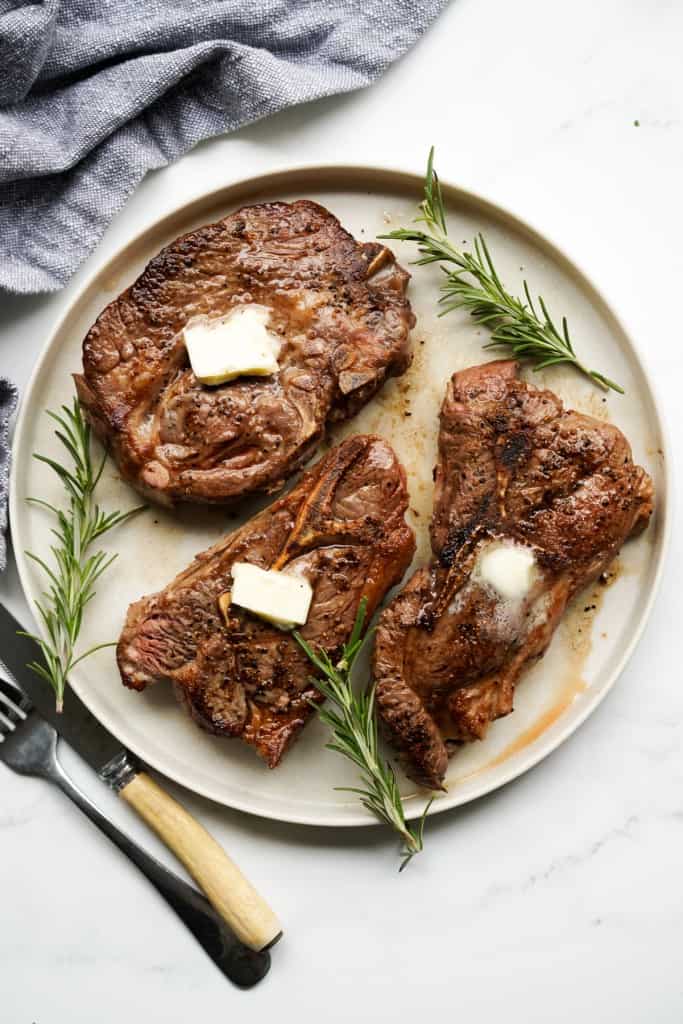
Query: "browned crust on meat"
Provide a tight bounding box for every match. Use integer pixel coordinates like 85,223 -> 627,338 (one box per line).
373,360 -> 655,789
117,434 -> 415,767
79,200 -> 414,506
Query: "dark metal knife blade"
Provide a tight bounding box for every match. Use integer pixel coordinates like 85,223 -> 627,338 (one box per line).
0,600 -> 283,954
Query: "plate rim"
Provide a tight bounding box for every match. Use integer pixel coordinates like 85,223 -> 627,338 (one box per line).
10,161 -> 673,827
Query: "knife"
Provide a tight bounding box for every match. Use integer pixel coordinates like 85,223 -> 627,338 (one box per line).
0,602 -> 282,953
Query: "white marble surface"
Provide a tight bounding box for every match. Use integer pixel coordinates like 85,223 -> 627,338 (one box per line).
1,0 -> 682,1019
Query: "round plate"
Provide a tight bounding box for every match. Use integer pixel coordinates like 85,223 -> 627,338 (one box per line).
10,166 -> 670,826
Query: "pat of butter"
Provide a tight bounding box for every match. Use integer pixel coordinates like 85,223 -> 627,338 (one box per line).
183,304 -> 280,385
230,562 -> 313,630
476,542 -> 536,601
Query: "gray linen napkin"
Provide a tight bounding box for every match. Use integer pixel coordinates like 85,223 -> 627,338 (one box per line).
0,0 -> 449,295
0,0 -> 449,567
0,378 -> 18,571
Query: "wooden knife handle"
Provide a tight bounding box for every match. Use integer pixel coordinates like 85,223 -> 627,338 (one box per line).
119,771 -> 282,952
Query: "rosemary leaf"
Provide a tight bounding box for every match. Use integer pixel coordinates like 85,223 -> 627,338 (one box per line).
294,599 -> 432,869
24,398 -> 143,711
381,147 -> 623,395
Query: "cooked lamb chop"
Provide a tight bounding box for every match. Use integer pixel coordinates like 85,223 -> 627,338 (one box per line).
373,360 -> 654,790
118,435 -> 415,767
75,200 -> 413,506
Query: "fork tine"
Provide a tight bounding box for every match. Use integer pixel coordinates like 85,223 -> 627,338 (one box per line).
0,687 -> 28,721
0,663 -> 32,702
0,684 -> 29,742
0,708 -> 16,732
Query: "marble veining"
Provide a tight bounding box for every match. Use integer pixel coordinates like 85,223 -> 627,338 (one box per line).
1,0 -> 683,1020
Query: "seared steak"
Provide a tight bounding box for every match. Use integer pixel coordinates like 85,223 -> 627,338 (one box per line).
118,435 -> 415,767
373,360 -> 654,789
75,200 -> 414,506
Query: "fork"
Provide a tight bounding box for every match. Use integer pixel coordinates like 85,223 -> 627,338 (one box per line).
0,679 -> 270,988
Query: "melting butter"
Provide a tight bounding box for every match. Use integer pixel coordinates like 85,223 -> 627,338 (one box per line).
229,562 -> 313,630
184,304 -> 280,385
476,541 -> 537,601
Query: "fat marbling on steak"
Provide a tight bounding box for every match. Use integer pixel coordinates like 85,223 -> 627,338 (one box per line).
373,360 -> 654,790
75,200 -> 414,505
118,435 -> 415,767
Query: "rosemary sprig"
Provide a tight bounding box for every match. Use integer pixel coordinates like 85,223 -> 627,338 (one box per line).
21,399 -> 143,711
294,599 -> 432,870
381,147 -> 623,394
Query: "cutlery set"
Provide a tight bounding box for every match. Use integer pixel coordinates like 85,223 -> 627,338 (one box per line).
0,603 -> 280,988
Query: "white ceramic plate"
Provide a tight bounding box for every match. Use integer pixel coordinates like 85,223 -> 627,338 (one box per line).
10,166 -> 670,827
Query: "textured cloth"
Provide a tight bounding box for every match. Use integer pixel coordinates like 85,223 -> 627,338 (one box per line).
0,0 -> 448,295
0,378 -> 18,571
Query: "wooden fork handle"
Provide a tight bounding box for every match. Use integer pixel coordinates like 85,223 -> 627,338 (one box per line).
119,771 -> 282,952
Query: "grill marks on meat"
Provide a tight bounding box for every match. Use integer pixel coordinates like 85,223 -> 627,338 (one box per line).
373,360 -> 654,789
117,435 -> 415,767
75,201 -> 414,506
